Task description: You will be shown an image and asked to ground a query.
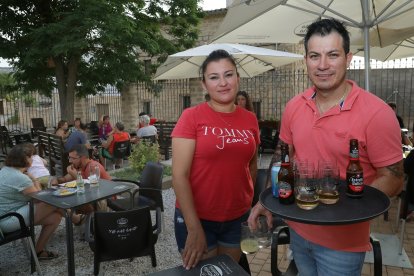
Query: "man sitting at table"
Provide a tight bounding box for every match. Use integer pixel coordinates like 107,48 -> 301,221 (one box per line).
51,144 -> 111,212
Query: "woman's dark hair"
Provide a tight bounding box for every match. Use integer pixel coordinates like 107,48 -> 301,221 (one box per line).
5,144 -> 33,168
235,90 -> 254,112
199,49 -> 238,81
304,18 -> 350,55
57,119 -> 67,129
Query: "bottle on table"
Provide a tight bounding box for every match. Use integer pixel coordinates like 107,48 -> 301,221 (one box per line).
76,171 -> 85,194
278,143 -> 295,204
346,139 -> 364,198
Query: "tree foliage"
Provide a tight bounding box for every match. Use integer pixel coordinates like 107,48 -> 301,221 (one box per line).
0,0 -> 203,119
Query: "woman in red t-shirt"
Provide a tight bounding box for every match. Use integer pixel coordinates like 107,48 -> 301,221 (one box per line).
172,50 -> 260,270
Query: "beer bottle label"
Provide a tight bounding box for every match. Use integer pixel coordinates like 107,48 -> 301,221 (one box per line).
347,173 -> 364,192
278,181 -> 293,198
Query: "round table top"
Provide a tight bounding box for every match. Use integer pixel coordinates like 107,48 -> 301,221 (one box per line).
259,184 -> 390,225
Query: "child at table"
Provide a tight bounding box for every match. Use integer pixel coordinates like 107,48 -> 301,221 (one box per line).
26,143 -> 51,189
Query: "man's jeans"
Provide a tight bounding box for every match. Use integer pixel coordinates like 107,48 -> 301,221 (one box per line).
290,228 -> 366,276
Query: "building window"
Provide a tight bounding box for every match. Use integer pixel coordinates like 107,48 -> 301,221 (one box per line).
143,101 -> 151,115
253,101 -> 261,119
144,59 -> 151,75
182,95 -> 191,110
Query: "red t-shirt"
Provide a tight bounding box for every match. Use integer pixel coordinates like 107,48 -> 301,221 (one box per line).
81,160 -> 111,180
280,80 -> 402,252
108,132 -> 130,154
172,103 -> 260,221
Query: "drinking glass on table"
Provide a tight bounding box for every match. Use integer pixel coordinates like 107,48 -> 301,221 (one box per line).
294,164 -> 319,210
240,222 -> 259,254
88,164 -> 100,187
317,160 -> 340,204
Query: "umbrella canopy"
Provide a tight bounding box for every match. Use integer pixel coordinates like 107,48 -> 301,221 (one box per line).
354,37 -> 414,61
153,43 -> 302,80
212,0 -> 414,90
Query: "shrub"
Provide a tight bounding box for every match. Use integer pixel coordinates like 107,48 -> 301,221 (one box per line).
128,140 -> 160,173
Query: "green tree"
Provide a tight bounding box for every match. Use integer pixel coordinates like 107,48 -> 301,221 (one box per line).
0,0 -> 203,119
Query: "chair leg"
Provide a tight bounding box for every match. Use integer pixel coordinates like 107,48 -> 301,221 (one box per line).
26,237 -> 42,276
151,247 -> 157,267
370,236 -> 382,276
399,219 -> 406,255
94,258 -> 100,276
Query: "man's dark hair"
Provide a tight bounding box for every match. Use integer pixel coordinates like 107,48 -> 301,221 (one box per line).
70,144 -> 89,157
387,102 -> 397,109
79,123 -> 87,130
199,49 -> 238,81
5,144 -> 33,168
304,18 -> 350,55
139,112 -> 147,116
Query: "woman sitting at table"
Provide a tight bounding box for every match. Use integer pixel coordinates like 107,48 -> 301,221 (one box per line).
55,119 -> 70,141
100,122 -> 130,168
0,144 -> 63,260
98,115 -> 113,142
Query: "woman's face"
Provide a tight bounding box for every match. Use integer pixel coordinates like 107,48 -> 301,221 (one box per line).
63,122 -> 68,130
236,95 -> 247,108
75,120 -> 81,127
201,59 -> 239,106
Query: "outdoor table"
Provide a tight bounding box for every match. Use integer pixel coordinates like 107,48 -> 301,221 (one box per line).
260,183 -> 390,225
28,179 -> 136,276
9,131 -> 32,144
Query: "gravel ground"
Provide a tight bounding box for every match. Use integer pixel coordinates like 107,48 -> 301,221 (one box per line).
0,188 -> 181,275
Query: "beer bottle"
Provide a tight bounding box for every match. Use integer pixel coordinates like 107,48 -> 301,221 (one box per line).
346,139 -> 364,198
278,143 -> 294,204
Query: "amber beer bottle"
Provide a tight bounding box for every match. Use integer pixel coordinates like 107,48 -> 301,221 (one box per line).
346,139 -> 364,198
278,143 -> 295,204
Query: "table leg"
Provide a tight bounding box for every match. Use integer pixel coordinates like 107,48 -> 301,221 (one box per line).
64,210 -> 76,276
29,200 -> 35,274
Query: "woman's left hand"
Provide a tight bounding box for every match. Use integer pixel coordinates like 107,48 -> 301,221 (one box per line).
182,225 -> 208,270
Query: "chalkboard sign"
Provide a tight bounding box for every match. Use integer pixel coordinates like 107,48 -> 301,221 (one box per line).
148,254 -> 249,276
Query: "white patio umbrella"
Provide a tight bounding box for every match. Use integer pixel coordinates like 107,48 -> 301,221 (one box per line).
153,43 -> 302,80
212,0 -> 414,90
354,37 -> 414,61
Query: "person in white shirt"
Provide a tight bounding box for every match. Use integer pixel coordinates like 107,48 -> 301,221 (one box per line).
136,115 -> 158,138
26,144 -> 51,189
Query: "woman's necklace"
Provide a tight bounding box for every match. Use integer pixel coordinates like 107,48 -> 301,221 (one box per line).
315,85 -> 348,115
208,102 -> 235,127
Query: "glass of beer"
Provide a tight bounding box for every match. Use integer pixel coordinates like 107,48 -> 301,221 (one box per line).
240,222 -> 259,254
295,165 -> 319,210
88,164 -> 100,187
318,161 -> 340,204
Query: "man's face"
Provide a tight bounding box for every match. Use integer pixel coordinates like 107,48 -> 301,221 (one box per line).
68,151 -> 82,169
305,32 -> 353,93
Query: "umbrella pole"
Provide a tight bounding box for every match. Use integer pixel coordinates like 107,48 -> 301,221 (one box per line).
363,0 -> 370,91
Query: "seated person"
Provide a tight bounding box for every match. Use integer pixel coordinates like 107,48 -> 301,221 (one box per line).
100,122 -> 130,168
26,144 -> 51,189
65,123 -> 90,152
137,112 -> 157,128
136,115 -> 158,140
69,118 -> 82,133
98,115 -> 113,141
51,144 -> 111,212
55,119 -> 70,141
0,144 -> 63,260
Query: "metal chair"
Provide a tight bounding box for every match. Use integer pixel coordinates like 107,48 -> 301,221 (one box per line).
88,206 -> 161,275
31,118 -> 47,138
0,212 -> 42,275
107,162 -> 165,229
104,140 -> 131,169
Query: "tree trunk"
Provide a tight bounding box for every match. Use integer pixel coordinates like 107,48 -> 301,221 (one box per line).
54,55 -> 79,120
